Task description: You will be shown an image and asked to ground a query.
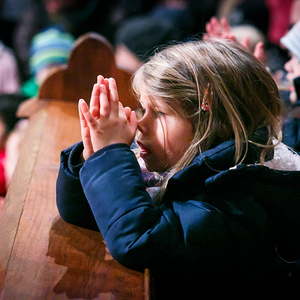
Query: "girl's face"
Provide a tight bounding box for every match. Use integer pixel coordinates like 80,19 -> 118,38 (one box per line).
136,93 -> 194,172
284,55 -> 300,103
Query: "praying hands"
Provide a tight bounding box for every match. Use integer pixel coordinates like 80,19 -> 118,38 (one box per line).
78,76 -> 137,160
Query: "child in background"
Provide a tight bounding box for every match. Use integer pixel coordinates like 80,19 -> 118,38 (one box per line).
56,39 -> 300,297
0,42 -> 20,94
21,27 -> 74,98
114,16 -> 180,73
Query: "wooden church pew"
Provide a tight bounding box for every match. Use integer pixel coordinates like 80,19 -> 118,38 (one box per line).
0,33 -> 150,300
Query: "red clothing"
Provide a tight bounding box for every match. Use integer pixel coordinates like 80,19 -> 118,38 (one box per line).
266,0 -> 293,45
0,148 -> 7,197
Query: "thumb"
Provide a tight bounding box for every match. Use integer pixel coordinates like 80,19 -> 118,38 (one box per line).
124,106 -> 131,121
129,110 -> 138,134
241,37 -> 250,51
224,33 -> 236,42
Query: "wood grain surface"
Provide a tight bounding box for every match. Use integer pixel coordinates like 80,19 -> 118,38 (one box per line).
0,101 -> 147,299
0,33 -> 148,300
38,33 -> 137,109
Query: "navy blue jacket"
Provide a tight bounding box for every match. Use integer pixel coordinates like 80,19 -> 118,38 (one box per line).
56,137 -> 300,289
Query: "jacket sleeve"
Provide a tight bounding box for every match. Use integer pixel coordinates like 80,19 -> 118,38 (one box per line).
56,142 -> 99,231
79,143 -> 187,271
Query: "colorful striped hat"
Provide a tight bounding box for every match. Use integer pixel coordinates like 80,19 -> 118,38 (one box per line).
29,27 -> 74,75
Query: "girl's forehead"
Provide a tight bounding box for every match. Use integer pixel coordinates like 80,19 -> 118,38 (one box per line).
139,93 -> 164,108
139,93 -> 181,115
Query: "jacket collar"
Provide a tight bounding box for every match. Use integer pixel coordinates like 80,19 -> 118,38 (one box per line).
164,128 -> 271,200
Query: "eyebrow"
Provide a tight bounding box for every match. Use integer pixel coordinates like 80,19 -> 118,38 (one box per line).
139,95 -> 175,114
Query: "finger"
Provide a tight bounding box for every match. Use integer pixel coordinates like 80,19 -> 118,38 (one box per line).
206,22 -> 212,35
108,78 -> 119,117
211,17 -> 218,26
78,99 -> 94,154
118,101 -> 127,120
207,21 -> 217,36
78,99 -> 87,133
254,42 -> 266,64
224,34 -> 237,42
108,78 -> 119,102
220,17 -> 230,32
129,110 -> 138,126
124,106 -> 131,121
129,110 -> 138,132
241,37 -> 251,51
81,123 -> 94,157
91,75 -> 104,118
97,75 -> 104,85
212,18 -> 222,36
90,75 -> 104,118
99,84 -> 110,118
103,78 -> 110,102
89,83 -> 100,118
79,99 -> 97,128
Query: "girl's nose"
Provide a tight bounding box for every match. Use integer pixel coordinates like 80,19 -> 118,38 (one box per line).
137,116 -> 147,134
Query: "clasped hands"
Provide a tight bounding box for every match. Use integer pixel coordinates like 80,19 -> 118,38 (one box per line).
203,17 -> 266,64
78,75 -> 137,160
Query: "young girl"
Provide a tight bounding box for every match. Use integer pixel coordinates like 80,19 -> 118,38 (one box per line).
56,39 -> 300,296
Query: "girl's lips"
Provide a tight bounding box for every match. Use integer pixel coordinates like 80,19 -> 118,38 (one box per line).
137,141 -> 151,157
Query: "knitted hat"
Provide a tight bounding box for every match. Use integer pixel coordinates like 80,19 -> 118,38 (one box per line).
29,27 -> 74,75
280,21 -> 300,60
115,16 -> 180,62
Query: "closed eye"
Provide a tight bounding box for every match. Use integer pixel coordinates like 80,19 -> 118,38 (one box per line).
135,107 -> 145,119
154,111 -> 165,117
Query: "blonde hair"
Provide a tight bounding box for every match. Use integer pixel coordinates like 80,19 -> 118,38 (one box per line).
133,39 -> 282,199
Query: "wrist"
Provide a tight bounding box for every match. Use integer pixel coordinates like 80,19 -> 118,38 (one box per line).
81,151 -> 86,162
93,140 -> 133,153
82,147 -> 94,161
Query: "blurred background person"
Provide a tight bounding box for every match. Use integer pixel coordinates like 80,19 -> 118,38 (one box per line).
21,27 -> 74,98
0,41 -> 20,94
114,16 -> 181,73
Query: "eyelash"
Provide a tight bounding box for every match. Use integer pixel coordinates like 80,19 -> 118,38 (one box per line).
154,111 -> 165,117
135,107 -> 165,118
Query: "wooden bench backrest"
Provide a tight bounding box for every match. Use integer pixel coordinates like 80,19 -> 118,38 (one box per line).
38,32 -> 137,108
0,33 -> 148,300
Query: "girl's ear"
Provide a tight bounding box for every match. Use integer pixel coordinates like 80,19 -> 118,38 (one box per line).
201,102 -> 210,111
